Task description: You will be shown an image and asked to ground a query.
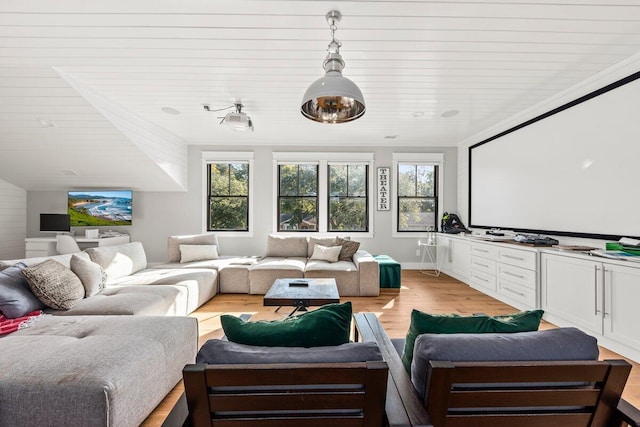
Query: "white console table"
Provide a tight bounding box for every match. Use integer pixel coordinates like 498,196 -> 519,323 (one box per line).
25,235 -> 130,258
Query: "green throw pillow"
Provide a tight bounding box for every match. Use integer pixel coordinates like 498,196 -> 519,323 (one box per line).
221,301 -> 352,348
401,309 -> 544,373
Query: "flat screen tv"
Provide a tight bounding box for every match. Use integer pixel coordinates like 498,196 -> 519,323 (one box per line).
40,213 -> 71,233
68,190 -> 133,226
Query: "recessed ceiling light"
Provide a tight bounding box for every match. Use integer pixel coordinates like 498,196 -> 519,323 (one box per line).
384,135 -> 398,139
412,111 -> 424,117
161,107 -> 181,115
36,118 -> 55,127
441,109 -> 460,118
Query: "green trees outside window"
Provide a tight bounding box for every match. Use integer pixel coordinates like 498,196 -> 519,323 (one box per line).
329,164 -> 368,231
208,163 -> 249,231
397,163 -> 438,231
278,164 -> 318,231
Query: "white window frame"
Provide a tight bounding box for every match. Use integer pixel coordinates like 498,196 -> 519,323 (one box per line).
392,153 -> 445,238
273,152 -> 375,237
202,151 -> 254,237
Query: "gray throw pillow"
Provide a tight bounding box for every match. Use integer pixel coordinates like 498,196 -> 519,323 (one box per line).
70,254 -> 107,297
0,262 -> 45,318
22,260 -> 85,310
336,237 -> 360,261
197,339 -> 382,364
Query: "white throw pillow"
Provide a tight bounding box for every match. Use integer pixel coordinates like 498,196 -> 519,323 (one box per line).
70,254 -> 107,297
179,244 -> 219,263
310,244 -> 342,263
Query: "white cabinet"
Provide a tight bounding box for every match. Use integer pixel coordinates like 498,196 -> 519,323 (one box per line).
468,241 -> 538,309
604,263 -> 640,350
541,252 -> 640,360
436,235 -> 471,282
469,242 -> 497,293
541,253 -> 602,333
24,235 -> 130,257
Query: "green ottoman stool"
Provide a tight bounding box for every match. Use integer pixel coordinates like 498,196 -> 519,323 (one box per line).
373,255 -> 401,289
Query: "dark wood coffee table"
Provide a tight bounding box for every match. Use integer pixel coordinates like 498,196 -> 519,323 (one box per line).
263,278 -> 340,316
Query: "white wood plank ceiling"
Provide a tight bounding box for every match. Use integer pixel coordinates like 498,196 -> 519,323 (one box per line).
1,0 -> 640,190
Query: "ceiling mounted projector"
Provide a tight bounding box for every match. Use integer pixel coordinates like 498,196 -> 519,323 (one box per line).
204,102 -> 254,132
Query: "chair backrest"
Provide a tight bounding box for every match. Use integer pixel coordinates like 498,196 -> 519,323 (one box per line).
425,359 -> 632,427
183,361 -> 388,427
56,234 -> 81,254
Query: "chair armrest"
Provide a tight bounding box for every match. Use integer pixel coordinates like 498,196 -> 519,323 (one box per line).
354,312 -> 432,427
161,392 -> 191,427
617,398 -> 640,427
353,250 -> 380,296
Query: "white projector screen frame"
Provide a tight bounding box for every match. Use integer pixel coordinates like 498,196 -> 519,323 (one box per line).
469,71 -> 640,241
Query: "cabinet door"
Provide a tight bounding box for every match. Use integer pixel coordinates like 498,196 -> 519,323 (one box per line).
604,263 -> 640,349
541,253 -> 603,334
451,239 -> 471,281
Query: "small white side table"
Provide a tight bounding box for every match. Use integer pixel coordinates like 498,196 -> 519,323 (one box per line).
418,240 -> 440,276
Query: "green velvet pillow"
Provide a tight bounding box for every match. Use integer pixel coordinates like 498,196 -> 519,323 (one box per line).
221,301 -> 352,348
401,309 -> 544,373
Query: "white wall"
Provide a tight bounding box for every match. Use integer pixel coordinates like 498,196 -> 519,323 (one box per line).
25,145 -> 457,263
457,55 -> 640,246
0,179 -> 27,259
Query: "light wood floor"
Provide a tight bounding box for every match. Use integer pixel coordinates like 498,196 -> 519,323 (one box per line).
141,270 -> 640,426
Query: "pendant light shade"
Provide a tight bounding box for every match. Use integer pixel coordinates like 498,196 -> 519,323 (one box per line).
301,11 -> 365,123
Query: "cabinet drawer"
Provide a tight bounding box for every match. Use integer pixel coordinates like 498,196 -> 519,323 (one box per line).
471,243 -> 498,259
469,270 -> 497,293
498,247 -> 536,270
497,263 -> 536,289
471,256 -> 496,275
26,241 -> 50,250
25,250 -> 49,258
498,279 -> 536,307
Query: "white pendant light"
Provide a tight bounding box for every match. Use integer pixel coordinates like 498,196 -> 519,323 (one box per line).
301,11 -> 365,123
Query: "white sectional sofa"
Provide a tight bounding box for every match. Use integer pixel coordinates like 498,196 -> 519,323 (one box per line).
0,233 -> 379,426
157,233 -> 380,297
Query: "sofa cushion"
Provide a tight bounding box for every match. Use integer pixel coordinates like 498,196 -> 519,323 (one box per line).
0,262 -> 46,318
410,327 -> 599,400
221,301 -> 352,347
401,309 -> 544,373
108,268 -> 218,313
265,234 -> 308,257
70,254 -> 107,297
168,233 -> 219,262
0,315 -> 197,427
307,237 -> 338,257
336,237 -> 361,261
45,284 -> 190,316
22,260 -> 84,310
86,242 -> 147,282
197,339 -> 382,364
310,244 -> 341,262
179,244 -> 219,263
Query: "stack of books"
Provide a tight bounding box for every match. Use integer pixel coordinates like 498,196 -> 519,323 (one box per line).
591,237 -> 640,262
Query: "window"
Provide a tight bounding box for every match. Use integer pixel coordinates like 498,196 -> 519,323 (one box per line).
203,152 -> 253,235
392,153 -> 444,235
278,164 -> 318,231
273,152 -> 374,235
207,163 -> 249,231
328,164 -> 368,231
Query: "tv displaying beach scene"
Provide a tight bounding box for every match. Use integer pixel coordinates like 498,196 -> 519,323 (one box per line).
68,190 -> 132,226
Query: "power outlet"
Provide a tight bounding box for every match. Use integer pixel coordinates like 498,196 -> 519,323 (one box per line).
415,248 -> 421,256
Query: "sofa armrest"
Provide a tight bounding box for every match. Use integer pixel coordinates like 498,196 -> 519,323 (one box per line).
353,250 -> 380,296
